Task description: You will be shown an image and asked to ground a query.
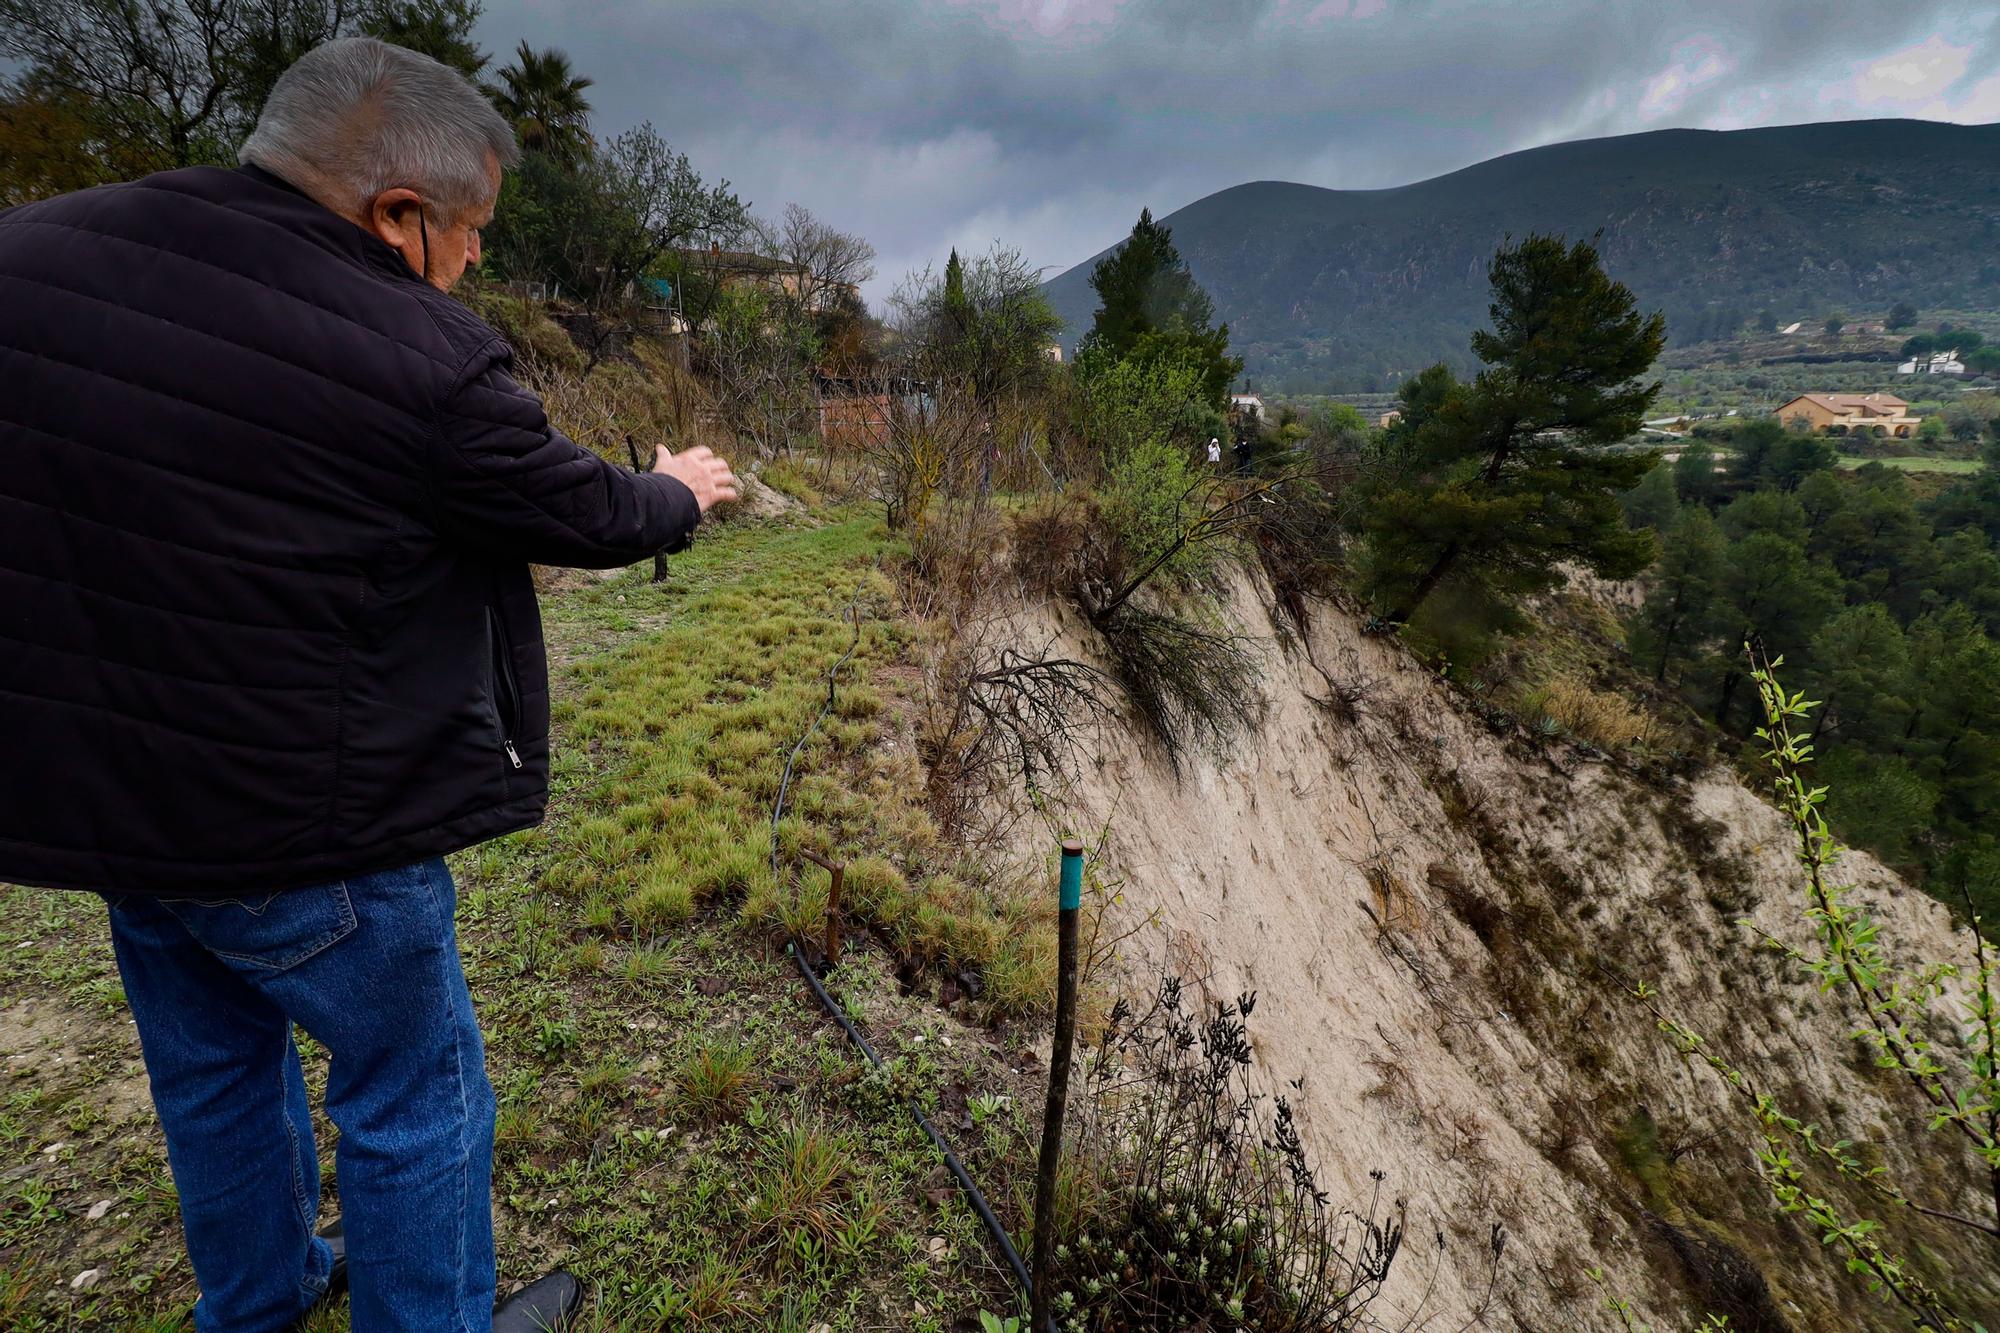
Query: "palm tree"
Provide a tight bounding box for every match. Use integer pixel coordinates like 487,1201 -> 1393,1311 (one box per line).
492,41 -> 594,167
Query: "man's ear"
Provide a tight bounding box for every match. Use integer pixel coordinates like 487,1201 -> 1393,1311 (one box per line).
366,187 -> 426,253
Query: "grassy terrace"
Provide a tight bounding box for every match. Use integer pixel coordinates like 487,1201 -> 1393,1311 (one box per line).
1835,453 -> 1983,474
0,506 -> 1053,1330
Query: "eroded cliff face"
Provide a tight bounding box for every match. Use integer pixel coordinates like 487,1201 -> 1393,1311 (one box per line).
1003,569 -> 1991,1331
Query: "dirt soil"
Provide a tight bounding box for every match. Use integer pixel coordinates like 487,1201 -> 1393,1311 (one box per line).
999,570 -> 1992,1332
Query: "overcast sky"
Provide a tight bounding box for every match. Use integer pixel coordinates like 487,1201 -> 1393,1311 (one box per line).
474,0 -> 2000,305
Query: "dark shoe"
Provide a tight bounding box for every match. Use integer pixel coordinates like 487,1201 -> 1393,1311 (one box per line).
287,1218 -> 347,1329
494,1271 -> 584,1333
318,1217 -> 347,1297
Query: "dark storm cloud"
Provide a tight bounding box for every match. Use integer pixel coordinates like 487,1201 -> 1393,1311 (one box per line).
473,0 -> 1999,302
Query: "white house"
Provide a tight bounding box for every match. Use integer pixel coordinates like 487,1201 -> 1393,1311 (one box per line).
1229,392 -> 1266,420
1897,349 -> 1966,375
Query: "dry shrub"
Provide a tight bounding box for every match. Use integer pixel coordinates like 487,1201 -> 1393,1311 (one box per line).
1099,606 -> 1261,773
916,620 -> 1110,844
458,286 -> 583,372
907,492 -> 1004,615
1055,978 -> 1447,1332
1530,675 -> 1661,749
1011,492 -> 1098,599
472,293 -> 726,469
857,388 -> 993,540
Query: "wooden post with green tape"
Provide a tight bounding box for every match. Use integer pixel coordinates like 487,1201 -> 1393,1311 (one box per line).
1030,838 -> 1085,1332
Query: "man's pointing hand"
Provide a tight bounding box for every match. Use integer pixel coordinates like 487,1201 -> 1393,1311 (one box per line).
653,444 -> 740,512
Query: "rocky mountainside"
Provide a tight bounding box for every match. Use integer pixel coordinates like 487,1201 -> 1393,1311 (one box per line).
1041,119 -> 2000,393
998,568 -> 1994,1330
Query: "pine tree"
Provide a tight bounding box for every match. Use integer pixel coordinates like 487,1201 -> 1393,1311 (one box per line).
1631,506 -> 1725,681
1081,208 -> 1241,408
360,0 -> 489,80
1619,465 -> 1678,532
1364,233 -> 1666,625
1708,532 -> 1840,725
942,247 -> 965,308
1672,440 -> 1722,507
1807,604 -> 1914,746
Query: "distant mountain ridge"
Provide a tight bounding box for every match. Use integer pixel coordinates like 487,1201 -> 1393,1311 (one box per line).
1041,119 -> 2000,393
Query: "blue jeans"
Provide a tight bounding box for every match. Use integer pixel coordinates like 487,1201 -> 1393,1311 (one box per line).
105,858 -> 497,1332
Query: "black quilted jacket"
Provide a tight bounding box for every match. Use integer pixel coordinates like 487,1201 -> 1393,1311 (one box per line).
0,165 -> 700,895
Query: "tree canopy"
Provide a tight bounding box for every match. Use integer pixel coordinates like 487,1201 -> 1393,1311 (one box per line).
890,243 -> 1063,405
491,40 -> 593,166
1080,208 -> 1241,410
1356,232 -> 1666,626
1624,405 -> 2000,912
0,0 -> 494,199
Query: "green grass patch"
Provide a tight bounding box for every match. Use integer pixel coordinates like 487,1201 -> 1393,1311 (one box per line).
1835,454 -> 1981,473
0,507 -> 1049,1329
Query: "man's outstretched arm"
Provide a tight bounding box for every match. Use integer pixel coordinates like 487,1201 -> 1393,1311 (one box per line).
428,344 -> 737,568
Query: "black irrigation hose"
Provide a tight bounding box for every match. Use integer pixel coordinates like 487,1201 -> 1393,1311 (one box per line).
785,942 -> 1057,1333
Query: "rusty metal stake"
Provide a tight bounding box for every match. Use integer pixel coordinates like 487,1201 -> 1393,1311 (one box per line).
625,433 -> 671,583
801,849 -> 845,967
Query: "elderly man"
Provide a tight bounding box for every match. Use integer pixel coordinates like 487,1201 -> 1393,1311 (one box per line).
0,37 -> 735,1333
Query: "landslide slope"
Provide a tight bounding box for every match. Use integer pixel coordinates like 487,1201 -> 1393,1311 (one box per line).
1004,569 -> 1996,1330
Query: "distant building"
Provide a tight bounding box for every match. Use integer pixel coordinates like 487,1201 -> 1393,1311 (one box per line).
1897,349 -> 1966,375
1377,409 -> 1402,429
1774,392 -> 1919,437
676,243 -> 858,314
1044,344 -> 1064,363
1229,392 -> 1266,420
814,371 -> 925,450
818,391 -> 893,449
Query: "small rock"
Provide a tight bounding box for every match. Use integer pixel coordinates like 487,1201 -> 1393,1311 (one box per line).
927,1235 -> 949,1259
41,1142 -> 67,1156
70,1269 -> 102,1291
85,1199 -> 112,1221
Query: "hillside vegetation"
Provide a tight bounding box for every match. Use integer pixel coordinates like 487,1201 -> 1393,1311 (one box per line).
1042,119 -> 2000,392
5,9 -> 1999,1326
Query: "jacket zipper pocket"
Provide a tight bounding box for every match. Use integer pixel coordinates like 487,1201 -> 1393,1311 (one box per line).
488,607 -> 524,770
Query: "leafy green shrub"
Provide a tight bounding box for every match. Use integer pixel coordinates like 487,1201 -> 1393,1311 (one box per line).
1074,344 -> 1226,468
1634,656 -> 2000,1329
1101,438 -> 1219,591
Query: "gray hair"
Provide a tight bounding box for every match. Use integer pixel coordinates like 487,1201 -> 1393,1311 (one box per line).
240,37 -> 519,224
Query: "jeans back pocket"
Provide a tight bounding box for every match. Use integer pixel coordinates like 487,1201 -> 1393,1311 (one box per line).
160,884 -> 357,973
